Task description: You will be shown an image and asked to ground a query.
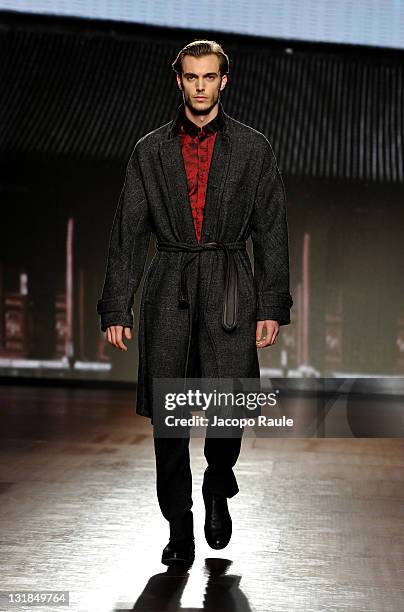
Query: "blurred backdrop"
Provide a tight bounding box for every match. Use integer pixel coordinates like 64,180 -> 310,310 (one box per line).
1,1 -> 404,383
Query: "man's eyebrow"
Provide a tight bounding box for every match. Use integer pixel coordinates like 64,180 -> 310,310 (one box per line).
183,72 -> 219,77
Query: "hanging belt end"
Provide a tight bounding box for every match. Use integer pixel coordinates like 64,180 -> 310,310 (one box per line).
222,318 -> 238,332
178,290 -> 190,309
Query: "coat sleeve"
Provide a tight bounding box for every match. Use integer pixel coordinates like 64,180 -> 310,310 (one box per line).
96,145 -> 152,332
250,138 -> 293,326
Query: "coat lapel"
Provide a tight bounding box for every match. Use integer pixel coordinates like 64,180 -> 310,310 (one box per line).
159,137 -> 197,244
158,102 -> 232,244
200,129 -> 231,242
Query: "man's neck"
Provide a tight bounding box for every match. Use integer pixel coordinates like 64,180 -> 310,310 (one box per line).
184,103 -> 219,129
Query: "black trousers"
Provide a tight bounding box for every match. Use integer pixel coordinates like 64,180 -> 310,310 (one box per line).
153,306 -> 244,542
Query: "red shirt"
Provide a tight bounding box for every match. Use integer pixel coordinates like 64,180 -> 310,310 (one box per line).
176,106 -> 225,242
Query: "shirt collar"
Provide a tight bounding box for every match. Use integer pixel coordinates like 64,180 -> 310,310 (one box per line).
172,101 -> 226,137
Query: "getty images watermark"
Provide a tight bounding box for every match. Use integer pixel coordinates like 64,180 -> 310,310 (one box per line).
152,377 -> 293,438
152,376 -> 404,438
162,387 -> 292,427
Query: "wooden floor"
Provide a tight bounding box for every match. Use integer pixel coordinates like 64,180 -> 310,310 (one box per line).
0,385 -> 403,612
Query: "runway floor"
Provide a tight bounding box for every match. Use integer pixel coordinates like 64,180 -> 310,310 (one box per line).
0,384 -> 403,612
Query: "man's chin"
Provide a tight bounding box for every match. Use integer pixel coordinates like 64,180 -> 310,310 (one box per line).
186,98 -> 218,116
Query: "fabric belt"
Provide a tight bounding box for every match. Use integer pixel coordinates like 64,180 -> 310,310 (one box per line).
156,240 -> 246,332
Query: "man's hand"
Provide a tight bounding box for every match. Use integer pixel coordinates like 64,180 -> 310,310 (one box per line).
106,325 -> 132,351
256,320 -> 279,348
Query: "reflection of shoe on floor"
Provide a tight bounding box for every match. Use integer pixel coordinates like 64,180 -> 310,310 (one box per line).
203,487 -> 232,550
204,557 -> 233,577
161,537 -> 195,566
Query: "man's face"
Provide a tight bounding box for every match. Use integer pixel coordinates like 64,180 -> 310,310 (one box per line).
176,54 -> 227,116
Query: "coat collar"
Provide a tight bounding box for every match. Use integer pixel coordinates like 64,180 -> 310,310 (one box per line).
169,100 -> 228,139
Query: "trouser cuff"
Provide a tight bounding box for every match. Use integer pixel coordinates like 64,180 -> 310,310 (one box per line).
169,509 -> 194,542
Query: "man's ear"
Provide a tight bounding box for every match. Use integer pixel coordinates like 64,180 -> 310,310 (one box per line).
176,74 -> 183,91
220,74 -> 228,91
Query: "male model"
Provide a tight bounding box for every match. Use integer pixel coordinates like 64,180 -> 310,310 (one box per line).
97,40 -> 293,566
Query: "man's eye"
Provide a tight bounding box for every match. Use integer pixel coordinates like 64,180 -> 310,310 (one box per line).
186,76 -> 215,80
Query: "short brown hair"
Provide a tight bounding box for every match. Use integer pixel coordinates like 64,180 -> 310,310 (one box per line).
171,39 -> 230,76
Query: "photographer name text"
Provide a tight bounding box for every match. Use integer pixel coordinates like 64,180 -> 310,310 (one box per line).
165,414 -> 293,428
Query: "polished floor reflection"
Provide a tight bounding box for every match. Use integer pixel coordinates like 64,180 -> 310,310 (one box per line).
0,384 -> 403,611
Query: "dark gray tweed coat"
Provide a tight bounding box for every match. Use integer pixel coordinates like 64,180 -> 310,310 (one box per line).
97,102 -> 293,422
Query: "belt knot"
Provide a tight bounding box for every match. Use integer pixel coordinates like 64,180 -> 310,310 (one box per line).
156,240 -> 246,331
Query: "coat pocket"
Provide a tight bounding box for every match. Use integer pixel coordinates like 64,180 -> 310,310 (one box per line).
238,252 -> 257,304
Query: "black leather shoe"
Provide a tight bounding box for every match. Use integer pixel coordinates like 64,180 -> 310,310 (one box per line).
161,537 -> 195,566
202,487 -> 232,550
